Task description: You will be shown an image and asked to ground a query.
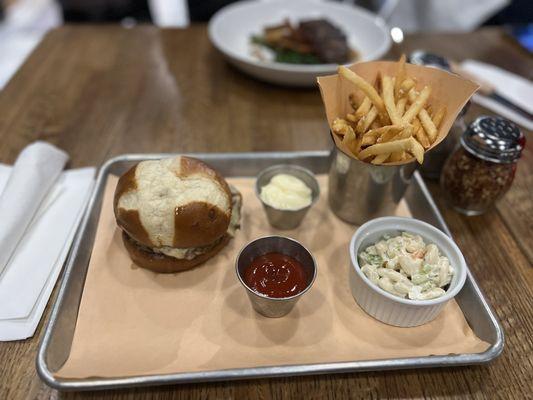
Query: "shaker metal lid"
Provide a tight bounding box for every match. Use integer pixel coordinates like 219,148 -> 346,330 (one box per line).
408,50 -> 451,71
461,116 -> 525,163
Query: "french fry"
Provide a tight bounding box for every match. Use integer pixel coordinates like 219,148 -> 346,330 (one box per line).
400,78 -> 415,94
378,126 -> 403,143
372,153 -> 390,164
358,138 -> 413,161
371,125 -> 403,137
335,118 -> 362,155
338,66 -> 388,121
353,97 -> 372,121
341,125 -> 356,143
388,136 -> 424,163
408,136 -> 425,163
388,151 -> 403,162
413,118 -> 430,148
433,106 -> 446,129
332,117 -> 346,129
415,128 -> 431,148
402,87 -> 431,124
394,54 -> 406,98
407,90 -> 437,142
396,98 -> 407,116
399,125 -> 414,139
419,111 -> 438,143
332,118 -> 353,137
341,124 -> 358,155
383,75 -> 402,125
346,113 -> 357,122
375,72 -> 391,125
387,125 -> 414,143
362,125 -> 402,146
356,106 -> 378,134
353,138 -> 362,155
361,133 -> 378,147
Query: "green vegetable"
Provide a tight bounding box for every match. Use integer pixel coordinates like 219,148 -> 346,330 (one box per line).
360,252 -> 383,266
250,36 -> 322,65
274,50 -> 321,65
411,273 -> 429,285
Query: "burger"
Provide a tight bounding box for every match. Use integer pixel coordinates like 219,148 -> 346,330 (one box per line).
113,156 -> 242,273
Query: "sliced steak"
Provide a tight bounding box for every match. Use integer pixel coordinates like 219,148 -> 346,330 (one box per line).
298,19 -> 349,64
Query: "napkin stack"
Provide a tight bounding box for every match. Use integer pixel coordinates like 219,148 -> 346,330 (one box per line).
460,59 -> 533,130
0,142 -> 95,341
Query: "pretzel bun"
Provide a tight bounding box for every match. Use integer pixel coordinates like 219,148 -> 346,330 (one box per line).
113,156 -> 241,272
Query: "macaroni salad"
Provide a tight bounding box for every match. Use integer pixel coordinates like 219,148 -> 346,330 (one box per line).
359,232 -> 454,300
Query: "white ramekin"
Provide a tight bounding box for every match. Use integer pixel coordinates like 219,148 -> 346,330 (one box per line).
349,217 -> 467,327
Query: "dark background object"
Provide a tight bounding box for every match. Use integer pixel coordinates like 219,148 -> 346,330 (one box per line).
59,0 -> 151,22
484,0 -> 533,25
56,0 -> 533,25
187,0 -> 236,22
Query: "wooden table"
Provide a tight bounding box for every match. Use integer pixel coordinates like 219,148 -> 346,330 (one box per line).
0,25 -> 531,400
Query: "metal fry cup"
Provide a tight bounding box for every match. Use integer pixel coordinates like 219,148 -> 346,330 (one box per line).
328,145 -> 416,225
318,61 -> 479,224
235,236 -> 317,318
255,164 -> 320,230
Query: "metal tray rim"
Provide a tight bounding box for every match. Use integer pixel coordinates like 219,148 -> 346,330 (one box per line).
36,151 -> 504,391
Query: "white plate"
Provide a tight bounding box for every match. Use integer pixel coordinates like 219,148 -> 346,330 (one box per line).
208,0 -> 391,87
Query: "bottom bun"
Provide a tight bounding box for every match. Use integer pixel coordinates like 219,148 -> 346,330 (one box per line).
122,232 -> 230,273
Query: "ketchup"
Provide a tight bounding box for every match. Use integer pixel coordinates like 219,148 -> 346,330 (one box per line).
243,252 -> 308,298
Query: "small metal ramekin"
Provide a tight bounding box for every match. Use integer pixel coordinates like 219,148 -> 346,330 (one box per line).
255,164 -> 320,230
235,236 -> 317,318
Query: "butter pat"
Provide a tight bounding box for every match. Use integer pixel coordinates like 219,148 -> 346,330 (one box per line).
260,174 -> 312,210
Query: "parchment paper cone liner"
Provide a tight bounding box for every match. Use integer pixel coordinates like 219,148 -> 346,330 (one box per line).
317,61 -> 479,165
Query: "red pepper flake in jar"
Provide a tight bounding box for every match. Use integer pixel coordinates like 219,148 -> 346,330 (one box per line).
441,116 -> 524,216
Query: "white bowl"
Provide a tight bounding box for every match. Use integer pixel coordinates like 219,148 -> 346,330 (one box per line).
208,0 -> 391,87
349,217 -> 467,327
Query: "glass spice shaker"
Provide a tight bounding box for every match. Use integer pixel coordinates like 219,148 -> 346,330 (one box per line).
440,116 -> 525,216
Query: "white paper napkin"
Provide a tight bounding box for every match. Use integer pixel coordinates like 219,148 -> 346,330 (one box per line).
0,167 -> 95,340
0,142 -> 95,341
460,59 -> 533,130
0,141 -> 68,275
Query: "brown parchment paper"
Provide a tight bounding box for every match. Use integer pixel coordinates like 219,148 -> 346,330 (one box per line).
317,61 -> 479,165
57,175 -> 489,379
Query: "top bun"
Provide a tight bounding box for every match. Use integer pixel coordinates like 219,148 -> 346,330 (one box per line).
114,156 -> 232,249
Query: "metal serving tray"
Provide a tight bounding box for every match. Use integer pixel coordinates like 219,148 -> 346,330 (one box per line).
37,151 -> 504,391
